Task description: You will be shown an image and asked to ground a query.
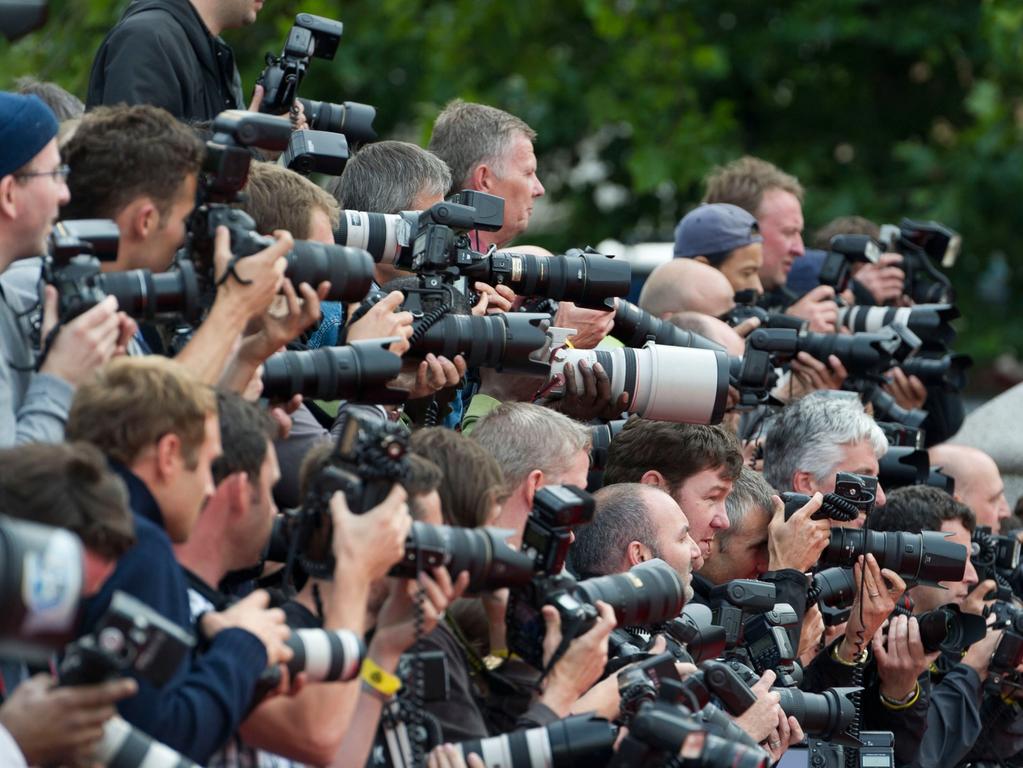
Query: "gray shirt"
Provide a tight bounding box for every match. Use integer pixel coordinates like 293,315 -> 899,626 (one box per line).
0,260 -> 73,447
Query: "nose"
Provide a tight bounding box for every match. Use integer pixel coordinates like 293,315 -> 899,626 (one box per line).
875,482 -> 887,509
714,505 -> 730,531
58,179 -> 71,206
792,233 -> 805,258
750,274 -> 764,296
963,557 -> 978,589
532,175 -> 545,198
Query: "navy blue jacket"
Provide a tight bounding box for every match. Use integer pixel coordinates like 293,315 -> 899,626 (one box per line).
79,464 -> 267,763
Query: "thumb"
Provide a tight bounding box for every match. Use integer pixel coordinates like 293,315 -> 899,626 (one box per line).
248,83 -> 265,112
733,316 -> 761,338
41,283 -> 59,337
770,494 -> 785,522
808,284 -> 836,300
213,225 -> 232,281
378,290 -> 406,312
239,589 -> 271,609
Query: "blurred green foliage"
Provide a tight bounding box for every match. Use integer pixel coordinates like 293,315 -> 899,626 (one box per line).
2,0 -> 1021,365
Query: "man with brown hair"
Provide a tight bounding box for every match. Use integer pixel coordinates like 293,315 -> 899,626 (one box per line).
704,155 -> 837,332
604,419 -> 743,567
67,357 -> 292,764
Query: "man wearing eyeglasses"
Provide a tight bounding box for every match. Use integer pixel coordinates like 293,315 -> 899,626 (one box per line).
0,92 -> 133,447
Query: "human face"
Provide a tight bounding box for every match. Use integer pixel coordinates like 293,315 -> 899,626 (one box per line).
166,413 -> 221,543
959,454 -> 1010,530
8,139 -> 70,260
148,173 -> 197,271
486,132 -> 544,247
670,468 -> 733,562
909,519 -> 977,613
221,0 -> 262,29
698,507 -> 771,584
807,440 -> 886,527
755,188 -> 804,291
717,242 -> 764,295
645,492 -> 701,601
238,442 -> 280,568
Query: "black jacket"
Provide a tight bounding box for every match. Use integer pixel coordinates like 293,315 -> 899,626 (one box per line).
87,0 -> 243,122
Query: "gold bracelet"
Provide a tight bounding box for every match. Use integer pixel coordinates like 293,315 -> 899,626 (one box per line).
360,657 -> 401,697
881,682 -> 920,710
832,640 -> 868,666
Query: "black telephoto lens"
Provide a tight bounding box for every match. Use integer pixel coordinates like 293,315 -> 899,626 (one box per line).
454,714 -> 616,768
821,528 -> 967,585
811,567 -> 857,610
414,312 -> 552,375
391,523 -> 537,593
261,339 -> 404,403
916,604 -> 988,654
900,353 -> 972,391
629,705 -> 768,768
776,687 -> 859,746
878,446 -> 930,491
284,242 -> 374,302
482,250 -> 631,309
612,300 -> 725,351
95,261 -> 201,323
575,558 -> 685,628
299,98 -> 378,143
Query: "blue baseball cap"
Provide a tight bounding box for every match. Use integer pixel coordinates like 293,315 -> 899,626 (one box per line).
674,203 -> 763,261
0,92 -> 59,178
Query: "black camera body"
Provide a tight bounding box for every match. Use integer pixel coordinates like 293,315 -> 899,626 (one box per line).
709,579 -> 777,647
973,525 -> 1021,601
282,128 -> 349,176
258,14 -> 342,115
59,591 -> 194,687
286,416 -> 410,580
818,234 -> 882,294
782,472 -> 877,523
879,219 -> 959,304
521,484 -> 595,575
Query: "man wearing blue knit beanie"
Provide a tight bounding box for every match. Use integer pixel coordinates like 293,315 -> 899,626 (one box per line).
0,91 -> 133,447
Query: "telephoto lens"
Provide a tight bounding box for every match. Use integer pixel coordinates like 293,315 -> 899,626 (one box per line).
299,98 -> 378,144
575,558 -> 686,628
95,261 -> 201,324
284,628 -> 365,682
283,241 -> 375,303
775,687 -> 860,746
795,325 -> 920,377
481,248 -> 631,309
453,714 -> 616,768
260,339 -> 405,404
628,704 -> 769,768
809,567 -> 857,610
916,604 -> 988,654
821,528 -> 967,586
95,716 -> 199,768
413,312 -> 554,375
334,209 -> 407,265
838,303 -> 959,349
899,353 -> 972,391
549,342 -> 730,425
612,300 -> 727,351
390,523 -> 537,593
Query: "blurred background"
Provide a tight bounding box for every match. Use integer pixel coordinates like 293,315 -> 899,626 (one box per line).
2,0 -> 1020,397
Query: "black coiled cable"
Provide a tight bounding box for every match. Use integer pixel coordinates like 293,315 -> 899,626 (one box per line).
820,493 -> 863,522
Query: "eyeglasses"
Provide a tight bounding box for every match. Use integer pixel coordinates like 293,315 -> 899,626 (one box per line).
14,164 -> 70,182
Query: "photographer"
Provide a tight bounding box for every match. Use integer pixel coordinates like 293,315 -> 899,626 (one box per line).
87,0 -> 261,121
868,486 -> 1012,768
639,257 -> 738,320
673,202 -> 766,295
928,443 -> 1011,530
66,357 -> 294,763
0,92 -> 133,446
173,392 -> 413,765
704,156 -> 839,332
0,441 -> 139,767
428,99 -> 614,349
763,390 -> 889,516
472,402 -> 591,546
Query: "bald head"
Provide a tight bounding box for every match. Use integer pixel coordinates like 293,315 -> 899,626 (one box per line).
669,312 -> 745,357
929,444 -> 1009,529
639,259 -> 735,318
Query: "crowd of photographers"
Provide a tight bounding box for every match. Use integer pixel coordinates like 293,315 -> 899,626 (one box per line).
0,5 -> 1020,768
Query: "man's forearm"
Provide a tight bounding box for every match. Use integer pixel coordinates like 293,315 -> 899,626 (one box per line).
175,297 -> 247,385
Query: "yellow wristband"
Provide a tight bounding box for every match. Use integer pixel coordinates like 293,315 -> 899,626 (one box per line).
360,657 -> 401,697
564,337 -> 575,349
881,682 -> 921,710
